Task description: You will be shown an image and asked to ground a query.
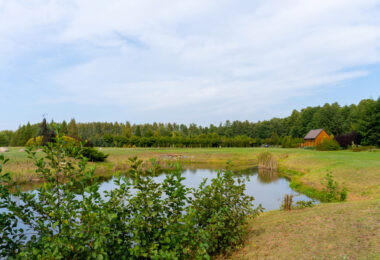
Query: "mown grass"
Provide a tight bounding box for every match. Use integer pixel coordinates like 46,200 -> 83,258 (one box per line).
222,199 -> 380,260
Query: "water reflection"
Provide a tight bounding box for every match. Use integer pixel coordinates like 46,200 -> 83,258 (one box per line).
257,168 -> 279,183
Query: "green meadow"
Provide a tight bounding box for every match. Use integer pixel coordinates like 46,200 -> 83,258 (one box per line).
3,147 -> 380,200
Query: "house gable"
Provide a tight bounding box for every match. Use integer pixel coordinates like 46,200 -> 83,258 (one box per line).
302,129 -> 330,147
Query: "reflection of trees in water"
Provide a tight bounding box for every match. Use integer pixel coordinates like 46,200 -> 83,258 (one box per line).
257,168 -> 278,183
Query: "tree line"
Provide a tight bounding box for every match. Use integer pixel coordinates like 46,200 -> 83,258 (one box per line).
1,97 -> 379,147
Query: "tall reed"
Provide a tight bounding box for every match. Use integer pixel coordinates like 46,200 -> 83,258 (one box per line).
282,194 -> 294,211
257,151 -> 278,171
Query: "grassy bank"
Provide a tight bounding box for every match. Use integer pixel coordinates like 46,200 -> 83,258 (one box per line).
223,199 -> 380,259
2,147 -> 380,201
86,147 -> 380,201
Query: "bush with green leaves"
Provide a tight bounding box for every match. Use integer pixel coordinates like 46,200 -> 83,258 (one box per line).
25,136 -> 43,147
281,136 -> 303,148
316,138 -> 341,151
294,200 -> 315,209
322,173 -> 347,202
191,169 -> 263,256
0,134 -> 261,259
79,147 -> 108,162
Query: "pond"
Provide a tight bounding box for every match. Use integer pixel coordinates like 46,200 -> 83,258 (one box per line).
3,167 -> 315,212
1,167 -> 316,242
97,167 -> 315,211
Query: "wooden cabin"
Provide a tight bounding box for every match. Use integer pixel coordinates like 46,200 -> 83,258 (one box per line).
302,129 -> 330,147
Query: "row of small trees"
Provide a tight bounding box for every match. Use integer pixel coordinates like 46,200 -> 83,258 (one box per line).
1,97 -> 379,147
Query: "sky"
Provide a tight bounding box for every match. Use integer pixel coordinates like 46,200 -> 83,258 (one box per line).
0,0 -> 380,130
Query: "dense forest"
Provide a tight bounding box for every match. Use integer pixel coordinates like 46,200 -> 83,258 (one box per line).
1,97 -> 379,148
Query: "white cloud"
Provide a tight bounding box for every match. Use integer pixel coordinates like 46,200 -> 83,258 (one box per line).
1,0 -> 380,124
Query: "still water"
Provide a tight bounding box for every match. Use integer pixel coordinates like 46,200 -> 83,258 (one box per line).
97,167 -> 315,211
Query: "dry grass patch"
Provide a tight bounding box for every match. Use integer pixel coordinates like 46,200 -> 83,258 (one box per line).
224,199 -> 380,260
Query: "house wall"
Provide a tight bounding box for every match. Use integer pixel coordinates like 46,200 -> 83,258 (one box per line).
314,130 -> 330,145
302,140 -> 315,147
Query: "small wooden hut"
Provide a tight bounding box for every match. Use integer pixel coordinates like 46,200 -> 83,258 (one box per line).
302,129 -> 330,147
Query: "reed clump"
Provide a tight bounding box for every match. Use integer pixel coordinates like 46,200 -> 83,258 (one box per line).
257,151 -> 278,171
282,194 -> 294,211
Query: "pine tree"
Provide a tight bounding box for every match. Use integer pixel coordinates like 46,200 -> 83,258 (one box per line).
39,118 -> 55,145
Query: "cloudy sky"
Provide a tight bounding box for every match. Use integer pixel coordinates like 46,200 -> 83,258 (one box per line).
1,0 -> 380,130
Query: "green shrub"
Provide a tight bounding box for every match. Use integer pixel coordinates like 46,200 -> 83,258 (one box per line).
281,136 -> 303,148
25,136 -> 43,147
191,169 -> 263,255
294,200 -> 315,209
79,147 -> 108,162
316,138 -> 341,151
322,173 -> 347,202
62,135 -> 80,146
0,134 -> 261,258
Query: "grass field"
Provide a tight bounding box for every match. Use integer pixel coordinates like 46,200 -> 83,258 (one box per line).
2,147 -> 380,259
2,147 -> 380,200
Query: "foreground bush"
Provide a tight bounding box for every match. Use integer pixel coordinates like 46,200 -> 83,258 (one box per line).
0,134 -> 261,259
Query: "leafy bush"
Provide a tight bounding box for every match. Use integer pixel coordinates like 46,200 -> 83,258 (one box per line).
80,147 -> 108,162
281,136 -> 303,148
25,136 -> 43,147
335,131 -> 361,148
322,173 -> 347,202
191,169 -> 263,255
316,138 -> 341,151
0,134 -> 261,258
26,135 -> 79,148
62,135 -> 80,146
63,135 -> 93,148
294,200 -> 315,209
